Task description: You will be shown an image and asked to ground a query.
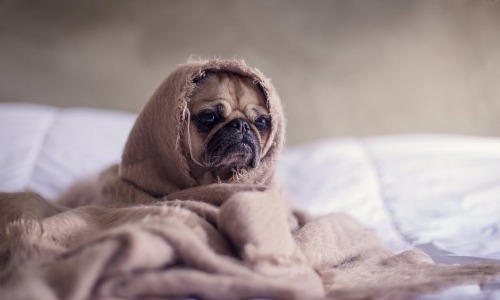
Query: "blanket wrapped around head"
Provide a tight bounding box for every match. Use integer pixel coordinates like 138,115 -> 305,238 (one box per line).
1,59 -> 500,300
58,58 -> 286,208
118,58 -> 285,198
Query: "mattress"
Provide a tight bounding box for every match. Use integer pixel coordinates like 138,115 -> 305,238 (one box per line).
1,103 -> 499,298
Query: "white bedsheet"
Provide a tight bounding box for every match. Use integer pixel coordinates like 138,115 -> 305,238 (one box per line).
1,103 -> 499,298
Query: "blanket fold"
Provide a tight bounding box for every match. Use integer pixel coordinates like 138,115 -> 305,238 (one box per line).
1,191 -> 500,300
0,191 -> 325,300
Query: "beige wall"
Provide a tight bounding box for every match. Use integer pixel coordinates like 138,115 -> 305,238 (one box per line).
1,0 -> 499,145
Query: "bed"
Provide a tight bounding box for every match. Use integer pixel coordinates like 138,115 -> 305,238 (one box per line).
1,103 -> 499,299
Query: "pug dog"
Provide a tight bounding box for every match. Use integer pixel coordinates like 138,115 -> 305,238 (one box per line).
185,71 -> 272,184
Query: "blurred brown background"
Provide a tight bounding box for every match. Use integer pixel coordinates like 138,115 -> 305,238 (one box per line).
1,0 -> 499,145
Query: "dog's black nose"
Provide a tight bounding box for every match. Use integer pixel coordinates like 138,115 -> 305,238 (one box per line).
228,119 -> 250,133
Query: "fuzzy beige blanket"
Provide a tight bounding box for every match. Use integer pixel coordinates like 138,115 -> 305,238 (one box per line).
1,191 -> 499,300
1,59 -> 499,300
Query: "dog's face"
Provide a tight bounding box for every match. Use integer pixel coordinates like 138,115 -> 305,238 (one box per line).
186,71 -> 271,181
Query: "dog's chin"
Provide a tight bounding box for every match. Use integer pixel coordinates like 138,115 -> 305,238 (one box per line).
221,142 -> 257,168
203,141 -> 259,170
201,139 -> 260,184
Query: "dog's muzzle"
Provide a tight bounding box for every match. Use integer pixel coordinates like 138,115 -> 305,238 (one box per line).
203,118 -> 261,169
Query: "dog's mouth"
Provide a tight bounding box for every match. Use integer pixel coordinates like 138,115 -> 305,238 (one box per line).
220,142 -> 256,166
202,131 -> 260,171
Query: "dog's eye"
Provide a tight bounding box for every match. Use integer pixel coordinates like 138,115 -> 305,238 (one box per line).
254,117 -> 269,131
193,112 -> 220,133
199,113 -> 216,125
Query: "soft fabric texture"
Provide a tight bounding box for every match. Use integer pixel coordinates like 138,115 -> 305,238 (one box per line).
1,192 -> 500,300
1,59 -> 500,299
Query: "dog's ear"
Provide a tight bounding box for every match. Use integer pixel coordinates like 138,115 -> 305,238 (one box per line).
192,69 -> 215,84
192,73 -> 205,84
